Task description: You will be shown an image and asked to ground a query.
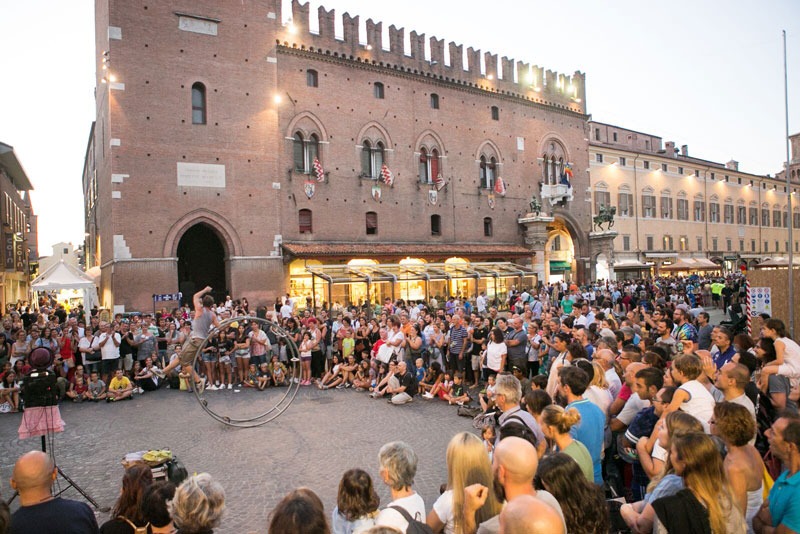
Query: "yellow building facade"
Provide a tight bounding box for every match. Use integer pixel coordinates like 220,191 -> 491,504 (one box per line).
588,122 -> 800,279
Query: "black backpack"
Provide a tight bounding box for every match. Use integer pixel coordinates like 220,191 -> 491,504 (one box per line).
389,505 -> 434,534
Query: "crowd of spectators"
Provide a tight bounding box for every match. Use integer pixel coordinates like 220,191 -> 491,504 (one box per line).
3,274 -> 800,533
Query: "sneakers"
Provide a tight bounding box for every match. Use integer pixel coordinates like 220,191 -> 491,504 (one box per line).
456,400 -> 465,406
133,387 -> 144,394
227,383 -> 232,390
423,392 -> 434,399
206,384 -> 218,391
335,384 -> 345,389
344,383 -> 352,389
292,378 -> 300,384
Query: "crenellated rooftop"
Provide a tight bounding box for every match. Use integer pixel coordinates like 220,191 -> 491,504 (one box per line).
278,0 -> 586,115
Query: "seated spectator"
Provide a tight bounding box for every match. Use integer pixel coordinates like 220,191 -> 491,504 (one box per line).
169,473 -> 225,534
141,482 -> 177,534
426,432 -> 501,533
375,441 -> 425,531
257,362 -> 272,390
478,374 -> 497,412
352,360 -> 372,391
385,361 -> 416,405
331,469 -> 379,534
270,354 -> 288,387
84,370 -> 107,402
338,355 -> 358,388
533,453 -> 609,534
754,415 -> 800,533
320,355 -> 344,390
9,450 -> 99,534
420,363 -> 444,398
443,371 -> 469,406
107,368 -> 133,402
711,402 -> 764,532
100,463 -> 153,533
428,370 -> 452,400
133,357 -> 161,394
760,319 -> 800,391
665,354 -> 716,433
652,432 -> 745,533
0,370 -> 20,412
269,487 -> 329,534
755,337 -> 798,417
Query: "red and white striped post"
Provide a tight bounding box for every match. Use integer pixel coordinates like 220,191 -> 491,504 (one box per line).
746,279 -> 751,336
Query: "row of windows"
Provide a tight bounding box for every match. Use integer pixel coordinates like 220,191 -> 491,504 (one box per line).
621,235 -> 800,254
298,209 -> 494,237
595,191 -> 800,227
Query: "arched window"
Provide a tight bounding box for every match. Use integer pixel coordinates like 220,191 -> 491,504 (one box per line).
418,147 -> 441,184
298,209 -> 312,234
306,69 -> 318,87
479,156 -> 496,189
374,82 -> 384,99
366,212 -> 378,235
491,106 -> 499,120
191,82 -> 206,124
361,140 -> 385,179
430,93 -> 439,109
430,214 -> 442,236
484,217 -> 493,237
293,132 -> 320,174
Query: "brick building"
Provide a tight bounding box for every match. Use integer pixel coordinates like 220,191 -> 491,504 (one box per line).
0,142 -> 37,310
85,0 -> 595,312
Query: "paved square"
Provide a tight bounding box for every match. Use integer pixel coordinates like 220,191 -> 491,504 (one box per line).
0,386 -> 476,533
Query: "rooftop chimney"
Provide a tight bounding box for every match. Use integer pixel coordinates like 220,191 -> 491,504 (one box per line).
725,160 -> 739,171
680,144 -> 688,157
665,141 -> 677,158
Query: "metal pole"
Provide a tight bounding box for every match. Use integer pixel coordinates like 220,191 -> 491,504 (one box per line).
784,30 -> 795,338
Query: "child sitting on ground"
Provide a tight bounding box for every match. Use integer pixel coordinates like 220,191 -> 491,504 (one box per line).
443,371 -> 471,406
319,355 -> 345,390
479,374 -> 497,412
243,363 -> 258,388
430,369 -> 452,400
270,355 -> 287,386
420,361 -> 444,399
257,362 -> 272,390
352,360 -> 372,391
85,371 -> 107,402
66,375 -> 89,402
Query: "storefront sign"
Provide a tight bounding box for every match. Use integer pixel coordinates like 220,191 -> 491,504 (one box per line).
14,240 -> 25,272
4,234 -> 13,271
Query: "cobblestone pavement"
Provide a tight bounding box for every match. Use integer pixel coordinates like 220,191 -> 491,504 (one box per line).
0,385 -> 476,533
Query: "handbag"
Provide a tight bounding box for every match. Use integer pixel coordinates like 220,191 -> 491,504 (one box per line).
85,350 -> 101,363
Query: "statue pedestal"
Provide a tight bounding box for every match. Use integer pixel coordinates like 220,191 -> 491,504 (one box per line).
589,231 -> 618,281
518,213 -> 554,283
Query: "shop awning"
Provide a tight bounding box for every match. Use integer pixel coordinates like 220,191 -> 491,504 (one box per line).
282,242 -> 531,258
549,260 -> 572,272
306,261 -> 535,284
614,260 -> 650,270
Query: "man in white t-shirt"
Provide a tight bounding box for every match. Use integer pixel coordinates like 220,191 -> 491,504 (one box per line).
463,436 -> 566,534
375,441 -> 425,531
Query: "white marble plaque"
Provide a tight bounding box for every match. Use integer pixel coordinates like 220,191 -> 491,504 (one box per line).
177,162 -> 226,188
178,16 -> 218,36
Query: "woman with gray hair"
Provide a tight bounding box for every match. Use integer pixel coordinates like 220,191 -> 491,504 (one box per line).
168,473 -> 225,533
375,441 -> 425,532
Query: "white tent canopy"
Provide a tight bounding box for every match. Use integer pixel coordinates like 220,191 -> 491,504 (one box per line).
31,260 -> 98,325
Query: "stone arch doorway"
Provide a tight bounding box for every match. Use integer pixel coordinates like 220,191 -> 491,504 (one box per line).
545,221 -> 575,284
177,223 -> 227,305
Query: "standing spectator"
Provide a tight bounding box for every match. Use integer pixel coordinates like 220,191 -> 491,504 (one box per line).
331,469 -> 379,534
504,318 -> 528,374
558,366 -> 605,484
100,463 -> 153,533
481,328 -> 506,381
754,415 -> 800,534
672,308 -> 698,354
696,312 -> 713,351
533,453 -> 610,534
447,316 -> 468,373
541,405 -> 594,482
97,321 -> 121,386
426,432 -> 501,533
375,442 -> 425,531
141,482 -> 177,534
494,374 -> 547,458
710,326 -> 737,371
169,473 -> 225,534
9,451 -> 99,534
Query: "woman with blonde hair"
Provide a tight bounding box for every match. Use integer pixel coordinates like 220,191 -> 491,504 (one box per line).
653,432 -> 745,533
169,473 -> 226,533
580,360 -> 613,418
541,404 -> 593,482
426,432 -> 501,534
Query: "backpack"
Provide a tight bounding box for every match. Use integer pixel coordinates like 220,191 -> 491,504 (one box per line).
119,516 -> 148,534
389,505 -> 434,534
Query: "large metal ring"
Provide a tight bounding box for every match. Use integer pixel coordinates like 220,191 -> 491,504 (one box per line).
190,316 -> 301,428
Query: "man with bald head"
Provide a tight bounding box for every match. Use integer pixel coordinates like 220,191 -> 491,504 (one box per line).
9,451 -> 99,533
499,494 -> 565,534
463,436 -> 565,534
611,362 -> 651,433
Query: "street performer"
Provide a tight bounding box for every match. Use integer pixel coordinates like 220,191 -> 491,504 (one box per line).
160,286 -> 220,392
